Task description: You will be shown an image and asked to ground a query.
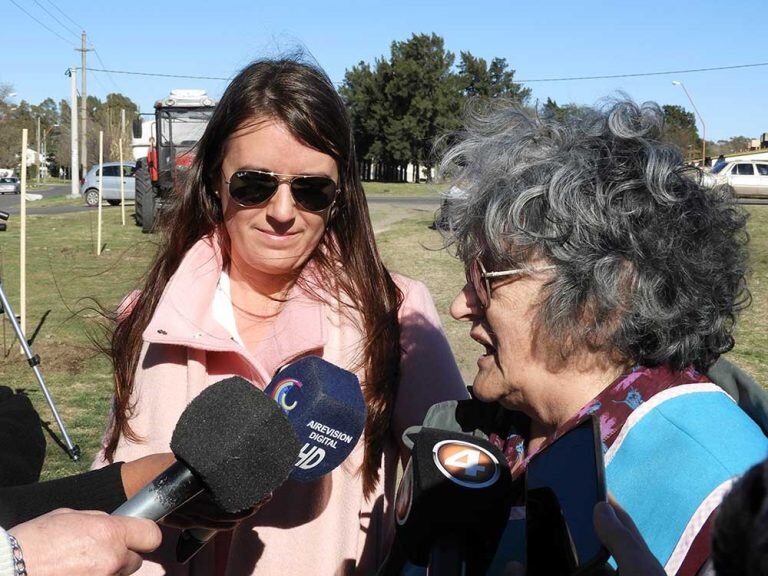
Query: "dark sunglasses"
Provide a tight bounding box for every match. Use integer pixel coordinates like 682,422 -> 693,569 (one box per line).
467,257 -> 556,308
225,170 -> 339,212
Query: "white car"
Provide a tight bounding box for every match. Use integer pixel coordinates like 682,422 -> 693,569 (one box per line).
0,177 -> 20,194
80,162 -> 136,207
707,160 -> 768,198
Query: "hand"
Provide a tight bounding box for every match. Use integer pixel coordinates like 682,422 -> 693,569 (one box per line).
9,508 -> 161,576
593,498 -> 666,576
120,452 -> 265,531
120,453 -> 176,498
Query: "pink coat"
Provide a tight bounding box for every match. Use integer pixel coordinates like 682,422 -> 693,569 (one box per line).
94,235 -> 468,575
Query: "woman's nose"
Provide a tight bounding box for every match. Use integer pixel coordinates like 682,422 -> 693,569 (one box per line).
266,182 -> 296,222
450,282 -> 482,321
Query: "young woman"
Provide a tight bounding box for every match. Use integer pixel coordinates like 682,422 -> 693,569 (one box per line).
94,58 -> 467,575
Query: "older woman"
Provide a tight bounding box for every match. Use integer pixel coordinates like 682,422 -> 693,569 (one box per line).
437,100 -> 767,575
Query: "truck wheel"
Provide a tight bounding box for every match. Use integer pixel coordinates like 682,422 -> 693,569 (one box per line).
84,188 -> 100,207
141,188 -> 157,233
134,159 -> 154,231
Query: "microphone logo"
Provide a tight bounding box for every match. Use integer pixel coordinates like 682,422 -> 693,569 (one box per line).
433,440 -> 500,489
296,443 -> 326,469
270,378 -> 303,413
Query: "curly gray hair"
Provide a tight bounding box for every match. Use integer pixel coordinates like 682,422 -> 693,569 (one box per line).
439,99 -> 750,371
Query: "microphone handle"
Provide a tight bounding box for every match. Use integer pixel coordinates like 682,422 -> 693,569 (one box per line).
112,461 -> 203,521
177,527 -> 217,563
428,532 -> 468,576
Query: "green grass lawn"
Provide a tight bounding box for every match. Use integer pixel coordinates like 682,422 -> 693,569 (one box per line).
0,204 -> 765,481
364,181 -> 446,197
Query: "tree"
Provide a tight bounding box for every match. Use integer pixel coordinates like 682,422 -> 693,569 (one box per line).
0,88 -> 139,174
341,34 -> 530,182
385,33 -> 462,181
458,52 -> 531,101
662,104 -> 700,159
540,98 -> 591,121
341,60 -> 388,167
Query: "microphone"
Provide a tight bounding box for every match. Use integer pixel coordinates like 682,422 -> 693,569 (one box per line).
267,355 -> 367,481
111,376 -> 300,521
177,356 -> 367,562
393,428 -> 516,576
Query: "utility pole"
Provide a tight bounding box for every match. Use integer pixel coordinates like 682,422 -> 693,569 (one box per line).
68,68 -> 79,198
76,31 -> 92,175
36,116 -> 41,184
120,108 -> 126,225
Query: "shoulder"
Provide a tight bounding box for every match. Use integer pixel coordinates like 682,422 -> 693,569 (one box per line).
608,383 -> 767,476
391,273 -> 438,315
391,272 -> 428,298
604,384 -> 767,572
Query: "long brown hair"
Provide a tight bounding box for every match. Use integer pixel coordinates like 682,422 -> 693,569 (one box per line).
105,58 -> 403,497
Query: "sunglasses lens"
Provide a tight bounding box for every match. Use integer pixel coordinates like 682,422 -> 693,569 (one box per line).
291,176 -> 337,212
229,171 -> 278,206
469,259 -> 489,308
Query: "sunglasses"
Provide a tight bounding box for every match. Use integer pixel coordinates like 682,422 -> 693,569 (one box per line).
225,170 -> 339,212
468,258 -> 556,308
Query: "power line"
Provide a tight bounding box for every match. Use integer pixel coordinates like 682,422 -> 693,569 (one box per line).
87,67 -> 231,81
43,0 -> 84,32
31,0 -> 79,39
91,49 -> 122,93
88,59 -> 768,88
517,61 -> 768,83
8,0 -> 76,47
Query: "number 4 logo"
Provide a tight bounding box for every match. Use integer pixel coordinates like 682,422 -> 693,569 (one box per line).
433,440 -> 500,489
443,448 -> 486,478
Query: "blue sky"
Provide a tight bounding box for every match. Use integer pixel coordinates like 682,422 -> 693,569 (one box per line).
2,0 -> 766,141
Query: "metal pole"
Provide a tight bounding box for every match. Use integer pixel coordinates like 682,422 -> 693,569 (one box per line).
0,283 -> 79,460
79,31 -> 88,177
19,129 -> 27,336
120,109 -> 125,225
36,116 -> 41,185
69,68 -> 79,198
97,131 -> 103,256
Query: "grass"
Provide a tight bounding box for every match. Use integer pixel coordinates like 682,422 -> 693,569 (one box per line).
0,202 -> 765,481
364,181 -> 446,197
25,195 -> 85,209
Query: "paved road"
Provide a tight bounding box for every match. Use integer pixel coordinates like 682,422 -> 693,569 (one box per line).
0,183 -> 85,216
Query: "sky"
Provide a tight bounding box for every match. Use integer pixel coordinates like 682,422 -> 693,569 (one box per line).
2,0 -> 766,141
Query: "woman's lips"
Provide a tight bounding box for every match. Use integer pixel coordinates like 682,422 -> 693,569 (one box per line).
255,228 -> 301,243
470,330 -> 496,356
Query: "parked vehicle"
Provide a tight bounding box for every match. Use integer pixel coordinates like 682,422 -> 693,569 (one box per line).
0,177 -> 20,195
131,89 -> 216,232
79,162 -> 136,207
707,161 -> 768,198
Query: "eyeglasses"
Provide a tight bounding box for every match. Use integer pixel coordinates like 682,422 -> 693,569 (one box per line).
468,258 -> 556,308
225,169 -> 339,212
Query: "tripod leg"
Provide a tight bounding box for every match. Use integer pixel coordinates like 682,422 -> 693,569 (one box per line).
0,281 -> 80,461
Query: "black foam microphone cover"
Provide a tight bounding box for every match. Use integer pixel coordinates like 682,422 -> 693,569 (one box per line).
394,428 -> 517,571
169,376 -> 301,513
